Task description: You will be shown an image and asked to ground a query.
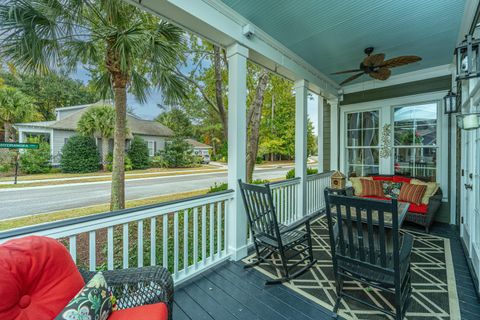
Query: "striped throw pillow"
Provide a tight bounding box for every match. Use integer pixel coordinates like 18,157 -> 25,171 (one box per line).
398,183 -> 427,205
359,179 -> 385,197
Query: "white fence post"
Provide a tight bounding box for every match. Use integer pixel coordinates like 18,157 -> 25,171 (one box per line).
295,79 -> 309,218
227,43 -> 248,261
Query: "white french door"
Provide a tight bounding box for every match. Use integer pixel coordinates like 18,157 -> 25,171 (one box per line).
460,121 -> 480,285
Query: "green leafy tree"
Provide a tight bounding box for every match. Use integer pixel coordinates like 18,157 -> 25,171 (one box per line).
0,71 -> 100,120
156,108 -> 193,138
19,136 -> 51,174
127,136 -> 150,170
77,105 -> 115,171
0,87 -> 36,141
60,135 -> 100,173
1,0 -> 187,210
160,136 -> 196,168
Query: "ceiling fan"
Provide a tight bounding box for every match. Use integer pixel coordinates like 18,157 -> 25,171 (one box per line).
332,47 -> 422,85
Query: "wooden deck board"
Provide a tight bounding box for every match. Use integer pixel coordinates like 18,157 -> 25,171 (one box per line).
174,222 -> 480,320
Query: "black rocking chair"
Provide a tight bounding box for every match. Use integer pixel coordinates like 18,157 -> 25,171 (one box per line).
324,189 -> 413,320
238,180 -> 318,285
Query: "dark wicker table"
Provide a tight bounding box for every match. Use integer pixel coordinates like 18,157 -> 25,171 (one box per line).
331,201 -> 410,227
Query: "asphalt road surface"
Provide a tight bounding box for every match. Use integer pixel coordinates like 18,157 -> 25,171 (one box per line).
0,167 -> 290,220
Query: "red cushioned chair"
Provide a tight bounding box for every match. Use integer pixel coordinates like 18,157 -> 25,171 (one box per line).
0,236 -> 172,320
348,175 -> 442,233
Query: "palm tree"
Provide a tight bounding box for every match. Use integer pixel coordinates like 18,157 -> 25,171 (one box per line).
0,0 -> 187,210
77,105 -> 116,171
0,87 -> 35,141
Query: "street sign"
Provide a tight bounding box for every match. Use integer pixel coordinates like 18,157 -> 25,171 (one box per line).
0,142 -> 39,149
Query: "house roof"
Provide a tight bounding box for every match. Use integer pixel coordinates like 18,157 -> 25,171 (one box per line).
186,139 -> 212,149
15,104 -> 174,137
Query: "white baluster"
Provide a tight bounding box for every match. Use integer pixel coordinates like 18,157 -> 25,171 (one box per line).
123,224 -> 129,269
162,215 -> 168,269
69,236 -> 76,263
150,218 -> 156,266
183,209 -> 189,271
107,227 -> 114,270
193,207 -> 199,268
202,205 -> 207,265
174,212 -> 179,277
138,220 -> 144,267
88,231 -> 96,272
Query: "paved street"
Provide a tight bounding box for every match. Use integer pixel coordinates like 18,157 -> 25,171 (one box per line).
0,167 -> 290,219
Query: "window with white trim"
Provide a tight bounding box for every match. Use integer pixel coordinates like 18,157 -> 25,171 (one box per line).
147,140 -> 155,157
345,110 -> 380,177
393,103 -> 438,181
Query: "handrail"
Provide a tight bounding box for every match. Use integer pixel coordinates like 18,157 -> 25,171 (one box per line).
306,170 -> 334,181
0,189 -> 234,240
269,177 -> 301,188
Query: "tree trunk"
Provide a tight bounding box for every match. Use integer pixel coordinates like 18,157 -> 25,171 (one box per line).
101,137 -> 109,172
246,70 -> 269,182
4,122 -> 12,142
110,75 -> 128,211
213,46 -> 228,140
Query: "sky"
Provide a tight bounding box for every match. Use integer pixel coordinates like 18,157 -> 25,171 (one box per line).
71,67 -> 321,136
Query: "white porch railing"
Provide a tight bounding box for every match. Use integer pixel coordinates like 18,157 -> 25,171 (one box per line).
0,171 -> 332,285
0,190 -> 234,285
306,170 -> 334,215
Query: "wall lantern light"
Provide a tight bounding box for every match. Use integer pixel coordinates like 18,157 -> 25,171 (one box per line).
443,90 -> 458,114
455,35 -> 480,80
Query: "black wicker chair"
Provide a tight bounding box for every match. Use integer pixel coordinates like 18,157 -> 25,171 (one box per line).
238,179 -> 318,285
324,189 -> 413,320
79,266 -> 173,320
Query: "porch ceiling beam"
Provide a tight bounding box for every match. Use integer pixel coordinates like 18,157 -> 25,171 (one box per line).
126,0 -> 340,99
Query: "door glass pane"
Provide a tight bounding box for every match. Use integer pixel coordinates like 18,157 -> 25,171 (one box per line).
394,147 -> 437,181
393,103 -> 438,180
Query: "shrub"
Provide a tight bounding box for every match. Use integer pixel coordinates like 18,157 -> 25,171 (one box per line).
60,135 -> 100,173
106,153 -> 133,171
160,137 -> 197,168
150,155 -> 167,168
127,136 -> 150,169
0,150 -> 15,173
208,182 -> 228,193
207,179 -> 269,194
19,137 -> 51,174
286,167 -> 318,179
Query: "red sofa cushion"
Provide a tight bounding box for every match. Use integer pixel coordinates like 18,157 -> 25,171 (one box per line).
371,175 -> 393,181
359,179 -> 385,197
109,303 -> 168,320
408,203 -> 429,214
0,236 -> 85,320
393,176 -> 412,183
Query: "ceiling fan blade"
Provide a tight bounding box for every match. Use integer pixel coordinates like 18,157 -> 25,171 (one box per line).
381,55 -> 422,68
340,72 -> 365,85
363,53 -> 385,67
331,69 -> 362,75
369,67 -> 391,81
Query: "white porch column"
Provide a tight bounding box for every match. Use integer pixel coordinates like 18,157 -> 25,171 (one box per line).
317,96 -> 324,173
329,99 -> 339,171
295,80 -> 309,217
226,43 -> 248,261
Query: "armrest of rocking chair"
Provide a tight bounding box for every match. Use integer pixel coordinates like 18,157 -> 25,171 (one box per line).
79,266 -> 173,315
283,211 -> 321,233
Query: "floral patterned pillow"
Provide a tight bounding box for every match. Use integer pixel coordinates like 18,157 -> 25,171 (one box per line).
382,181 -> 403,198
55,272 -> 112,320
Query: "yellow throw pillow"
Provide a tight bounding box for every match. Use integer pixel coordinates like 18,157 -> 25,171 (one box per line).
349,176 -> 373,196
410,179 -> 440,204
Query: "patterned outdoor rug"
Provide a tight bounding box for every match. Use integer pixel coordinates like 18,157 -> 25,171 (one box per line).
243,217 -> 460,320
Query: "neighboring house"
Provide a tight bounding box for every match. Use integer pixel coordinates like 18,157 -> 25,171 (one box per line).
14,102 -> 174,164
186,138 -> 212,164
186,138 -> 212,156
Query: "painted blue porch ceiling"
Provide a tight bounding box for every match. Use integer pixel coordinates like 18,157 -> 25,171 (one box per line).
220,0 -> 466,86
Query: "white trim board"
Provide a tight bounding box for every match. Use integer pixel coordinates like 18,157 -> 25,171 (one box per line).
126,0 -> 339,99
342,65 -> 453,94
